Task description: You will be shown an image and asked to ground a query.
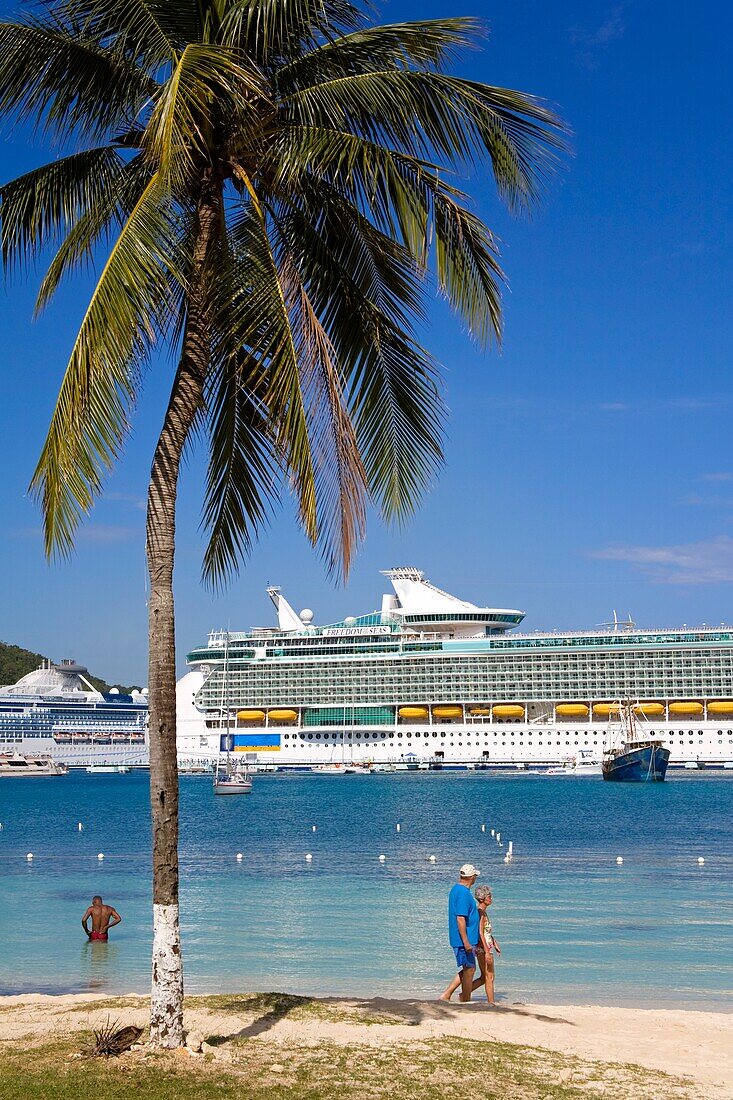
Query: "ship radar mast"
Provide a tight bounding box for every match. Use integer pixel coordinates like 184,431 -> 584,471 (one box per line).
598,611 -> 636,634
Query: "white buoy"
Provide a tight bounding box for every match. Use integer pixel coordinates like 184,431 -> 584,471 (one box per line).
236,853 -> 243,862
305,853 -> 313,861
429,855 -> 436,863
97,852 -> 104,861
616,856 -> 624,864
481,824 -> 486,833
312,825 -> 317,832
77,823 -> 83,831
496,832 -> 501,843
697,856 -> 705,865
508,841 -> 514,855
491,829 -> 495,837
26,852 -> 33,861
396,823 -> 401,832
378,854 -> 386,862
503,854 -> 511,864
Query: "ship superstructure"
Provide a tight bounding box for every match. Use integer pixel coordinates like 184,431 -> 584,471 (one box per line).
177,569 -> 733,767
0,660 -> 148,767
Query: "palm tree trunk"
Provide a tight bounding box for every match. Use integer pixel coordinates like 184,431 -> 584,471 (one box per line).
147,178 -> 220,1047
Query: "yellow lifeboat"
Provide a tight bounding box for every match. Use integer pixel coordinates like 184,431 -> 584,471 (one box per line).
237,709 -> 265,723
593,703 -> 623,717
432,705 -> 463,720
469,706 -> 491,717
555,703 -> 589,718
268,709 -> 298,723
399,706 -> 429,720
668,701 -> 703,716
634,702 -> 665,716
707,700 -> 733,715
492,704 -> 525,719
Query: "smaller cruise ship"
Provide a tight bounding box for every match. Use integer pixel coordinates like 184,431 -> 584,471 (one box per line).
0,660 -> 148,767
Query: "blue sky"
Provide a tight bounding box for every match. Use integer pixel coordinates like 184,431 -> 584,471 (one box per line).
1,0 -> 732,684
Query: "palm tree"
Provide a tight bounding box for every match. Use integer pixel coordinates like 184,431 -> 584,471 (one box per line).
0,0 -> 564,1046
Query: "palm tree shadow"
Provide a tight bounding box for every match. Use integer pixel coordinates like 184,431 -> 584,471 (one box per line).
321,997 -> 573,1027
205,993 -> 313,1044
204,993 -> 573,1046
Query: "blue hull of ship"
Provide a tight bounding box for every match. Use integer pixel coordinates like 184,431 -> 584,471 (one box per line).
603,745 -> 670,782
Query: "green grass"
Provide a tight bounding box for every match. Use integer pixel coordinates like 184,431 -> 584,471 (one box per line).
0,1034 -> 700,1100
61,997 -> 146,1015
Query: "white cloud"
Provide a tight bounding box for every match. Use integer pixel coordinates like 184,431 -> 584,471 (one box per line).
592,535 -> 733,584
570,5 -> 628,67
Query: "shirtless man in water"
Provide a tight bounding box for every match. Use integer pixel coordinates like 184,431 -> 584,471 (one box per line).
82,896 -> 122,941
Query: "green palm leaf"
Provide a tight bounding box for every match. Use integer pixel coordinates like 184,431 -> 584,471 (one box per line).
30,172 -> 180,557
0,18 -> 155,137
276,18 -> 483,91
0,147 -> 127,274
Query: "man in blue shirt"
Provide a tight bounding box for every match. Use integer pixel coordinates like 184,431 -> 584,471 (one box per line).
440,863 -> 481,1002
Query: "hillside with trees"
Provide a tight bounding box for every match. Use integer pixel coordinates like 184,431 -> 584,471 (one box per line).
0,641 -> 141,694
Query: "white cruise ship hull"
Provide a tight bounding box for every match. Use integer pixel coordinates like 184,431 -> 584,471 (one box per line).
177,714 -> 733,768
178,569 -> 733,770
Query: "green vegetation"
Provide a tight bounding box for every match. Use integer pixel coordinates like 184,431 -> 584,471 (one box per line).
0,640 -> 140,694
0,1035 -> 698,1100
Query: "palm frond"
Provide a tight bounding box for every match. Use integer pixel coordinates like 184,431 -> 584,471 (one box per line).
52,0 -> 181,68
0,18 -> 156,138
226,197 -> 369,576
35,153 -> 155,312
29,173 -> 180,557
145,42 -> 268,191
283,68 -> 565,207
276,18 -> 482,92
0,147 -> 126,276
271,125 -> 504,343
227,202 -> 319,547
275,233 -> 368,576
202,353 -> 279,587
219,0 -> 363,67
272,186 -> 444,521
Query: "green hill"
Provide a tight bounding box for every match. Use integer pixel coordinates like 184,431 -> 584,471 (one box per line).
0,641 -> 141,694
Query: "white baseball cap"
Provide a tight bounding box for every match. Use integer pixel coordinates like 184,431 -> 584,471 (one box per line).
459,863 -> 480,878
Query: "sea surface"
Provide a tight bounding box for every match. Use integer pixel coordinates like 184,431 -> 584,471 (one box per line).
0,770 -> 731,1009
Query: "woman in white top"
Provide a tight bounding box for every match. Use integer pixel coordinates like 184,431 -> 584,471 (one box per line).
473,884 -> 499,1004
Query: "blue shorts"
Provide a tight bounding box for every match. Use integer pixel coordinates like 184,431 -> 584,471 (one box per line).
453,946 -> 476,971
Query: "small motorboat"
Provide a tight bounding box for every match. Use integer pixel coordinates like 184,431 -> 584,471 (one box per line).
546,750 -> 602,776
0,752 -> 68,777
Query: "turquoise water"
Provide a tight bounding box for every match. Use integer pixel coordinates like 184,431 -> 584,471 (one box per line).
0,771 -> 731,1008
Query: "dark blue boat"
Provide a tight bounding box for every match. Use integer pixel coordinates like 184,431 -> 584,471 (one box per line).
602,739 -> 670,782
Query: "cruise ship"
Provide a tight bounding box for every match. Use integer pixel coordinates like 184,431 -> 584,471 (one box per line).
176,568 -> 733,768
0,660 -> 148,767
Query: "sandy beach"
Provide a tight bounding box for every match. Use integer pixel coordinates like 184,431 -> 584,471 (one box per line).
0,991 -> 730,1098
